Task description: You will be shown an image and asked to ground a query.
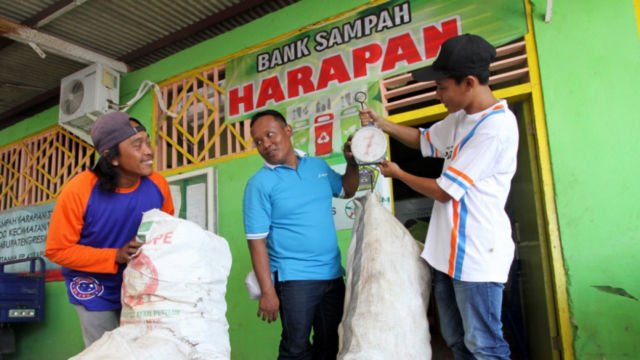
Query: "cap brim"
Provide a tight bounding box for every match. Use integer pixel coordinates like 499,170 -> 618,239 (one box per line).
411,66 -> 447,82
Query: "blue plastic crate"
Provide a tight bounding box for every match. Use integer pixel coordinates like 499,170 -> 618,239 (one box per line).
0,257 -> 46,323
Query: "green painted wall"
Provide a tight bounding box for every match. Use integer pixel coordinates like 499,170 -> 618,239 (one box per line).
0,107 -> 59,148
1,0 -> 367,359
531,0 -> 640,359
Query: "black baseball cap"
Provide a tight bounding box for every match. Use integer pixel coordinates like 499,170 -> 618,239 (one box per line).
412,34 -> 496,82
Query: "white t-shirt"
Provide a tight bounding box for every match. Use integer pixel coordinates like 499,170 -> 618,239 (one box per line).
419,100 -> 518,282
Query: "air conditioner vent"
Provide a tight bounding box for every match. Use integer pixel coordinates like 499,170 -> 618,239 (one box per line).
61,80 -> 85,116
58,63 -> 120,144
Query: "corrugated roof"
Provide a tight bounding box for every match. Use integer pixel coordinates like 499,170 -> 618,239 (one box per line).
0,0 -> 298,129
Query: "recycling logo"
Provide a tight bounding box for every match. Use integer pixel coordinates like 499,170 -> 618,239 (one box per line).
317,132 -> 330,144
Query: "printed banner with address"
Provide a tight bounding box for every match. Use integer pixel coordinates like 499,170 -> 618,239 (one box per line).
0,203 -> 60,278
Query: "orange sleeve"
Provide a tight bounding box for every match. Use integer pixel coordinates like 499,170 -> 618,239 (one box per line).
149,171 -> 175,215
44,171 -> 119,274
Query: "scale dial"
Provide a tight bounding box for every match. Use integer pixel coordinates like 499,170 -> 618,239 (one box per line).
351,126 -> 388,164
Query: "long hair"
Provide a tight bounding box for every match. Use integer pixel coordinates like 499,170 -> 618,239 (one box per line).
91,145 -> 120,192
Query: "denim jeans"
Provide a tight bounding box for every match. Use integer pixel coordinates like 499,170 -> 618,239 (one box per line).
275,277 -> 345,360
433,270 -> 511,360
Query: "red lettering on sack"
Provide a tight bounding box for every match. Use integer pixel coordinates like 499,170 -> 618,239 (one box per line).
149,231 -> 173,245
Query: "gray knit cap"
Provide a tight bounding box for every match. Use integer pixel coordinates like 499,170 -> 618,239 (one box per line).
90,112 -> 145,155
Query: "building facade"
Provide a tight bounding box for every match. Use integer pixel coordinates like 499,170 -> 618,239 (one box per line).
0,1 -> 638,359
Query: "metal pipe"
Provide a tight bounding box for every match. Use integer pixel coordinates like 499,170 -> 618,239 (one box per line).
36,0 -> 89,28
545,0 -> 553,23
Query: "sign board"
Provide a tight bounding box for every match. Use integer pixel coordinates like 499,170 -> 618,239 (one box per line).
225,0 -> 526,124
0,203 -> 60,275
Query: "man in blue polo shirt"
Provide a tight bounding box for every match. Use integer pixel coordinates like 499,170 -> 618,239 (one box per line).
243,109 -> 359,359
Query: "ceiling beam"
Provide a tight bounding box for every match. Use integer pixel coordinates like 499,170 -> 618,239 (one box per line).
0,15 -> 128,73
0,0 -> 97,130
0,0 -> 84,52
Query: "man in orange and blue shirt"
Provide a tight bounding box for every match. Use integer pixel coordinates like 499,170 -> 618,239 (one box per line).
45,112 -> 174,347
360,34 -> 517,359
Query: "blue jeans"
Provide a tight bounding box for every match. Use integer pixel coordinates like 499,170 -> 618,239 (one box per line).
275,277 -> 345,360
433,270 -> 511,360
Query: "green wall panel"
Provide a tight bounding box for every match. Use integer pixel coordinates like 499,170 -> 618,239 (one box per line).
0,107 -> 58,148
531,0 -> 640,358
216,154 -> 280,359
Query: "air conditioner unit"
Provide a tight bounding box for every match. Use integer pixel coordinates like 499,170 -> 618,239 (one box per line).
59,63 -> 120,144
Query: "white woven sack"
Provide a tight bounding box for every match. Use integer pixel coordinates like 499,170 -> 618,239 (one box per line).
70,326 -> 191,360
73,209 -> 232,359
338,193 -> 432,359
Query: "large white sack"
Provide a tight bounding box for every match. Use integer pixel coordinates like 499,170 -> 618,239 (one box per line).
338,193 -> 432,360
69,326 -> 192,360
72,209 -> 232,360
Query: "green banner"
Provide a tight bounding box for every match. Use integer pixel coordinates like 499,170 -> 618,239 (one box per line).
225,0 -> 526,156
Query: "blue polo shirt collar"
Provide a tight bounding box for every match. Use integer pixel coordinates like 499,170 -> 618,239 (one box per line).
263,149 -> 307,169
